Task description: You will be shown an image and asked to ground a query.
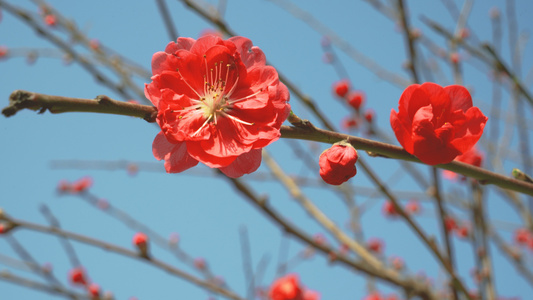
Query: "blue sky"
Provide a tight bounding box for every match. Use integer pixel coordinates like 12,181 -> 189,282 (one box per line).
1,0 -> 533,299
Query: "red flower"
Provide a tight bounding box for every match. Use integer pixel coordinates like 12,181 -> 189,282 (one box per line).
514,228 -> 530,245
341,117 -> 358,130
367,238 -> 384,254
346,90 -> 365,111
44,14 -> 56,26
269,274 -> 303,300
319,142 -> 358,185
444,216 -> 457,232
88,283 -> 100,298
390,83 -> 487,165
332,80 -> 350,98
405,200 -> 421,215
382,201 -> 399,218
145,36 -> 290,178
364,109 -> 374,123
133,232 -> 149,256
132,232 -> 148,246
455,226 -> 469,239
69,267 -> 88,286
71,177 -> 93,193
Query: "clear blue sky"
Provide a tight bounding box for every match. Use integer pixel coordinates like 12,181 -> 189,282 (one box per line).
1,0 -> 533,299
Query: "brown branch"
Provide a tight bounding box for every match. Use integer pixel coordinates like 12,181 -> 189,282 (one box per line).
2,90 -> 157,122
3,90 -> 533,196
223,172 -> 437,299
281,124 -> 533,196
0,271 -> 89,300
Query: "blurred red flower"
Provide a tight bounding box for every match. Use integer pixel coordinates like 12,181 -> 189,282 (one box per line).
332,79 -> 350,98
390,83 -> 487,165
146,36 -> 290,178
269,274 -> 303,300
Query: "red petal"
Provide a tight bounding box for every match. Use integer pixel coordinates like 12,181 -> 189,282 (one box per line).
186,140 -> 238,168
228,36 -> 266,69
450,107 -> 488,153
219,149 -> 262,178
390,109 -> 414,153
165,37 -> 196,54
420,82 -> 450,118
151,51 -> 179,75
190,35 -> 224,56
152,132 -> 199,173
445,85 -> 472,112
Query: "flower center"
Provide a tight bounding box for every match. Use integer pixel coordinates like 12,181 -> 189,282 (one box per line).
176,55 -> 262,136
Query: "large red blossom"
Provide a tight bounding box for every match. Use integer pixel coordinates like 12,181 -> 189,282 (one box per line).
145,36 -> 290,177
390,82 -> 487,165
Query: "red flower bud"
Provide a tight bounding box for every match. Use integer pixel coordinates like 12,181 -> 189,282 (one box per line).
514,228 -> 531,245
71,177 -> 93,193
88,283 -> 100,298
133,232 -> 149,256
382,201 -> 399,218
69,267 -> 88,286
44,14 -> 56,26
332,80 -> 350,98
364,109 -> 374,123
367,238 -> 384,254
319,142 -> 358,185
346,91 -> 365,111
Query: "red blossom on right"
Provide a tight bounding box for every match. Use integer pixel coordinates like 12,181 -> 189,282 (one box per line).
319,141 -> 358,185
390,82 -> 487,165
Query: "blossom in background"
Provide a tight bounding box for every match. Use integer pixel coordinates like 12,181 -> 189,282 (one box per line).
390,82 -> 487,165
443,146 -> 484,180
346,90 -> 365,111
366,238 -> 384,254
269,274 -> 302,300
132,232 -> 149,256
382,200 -> 399,218
319,141 -> 358,185
57,176 -> 93,194
69,267 -> 88,286
268,273 -> 320,300
332,79 -> 350,98
145,36 -> 290,178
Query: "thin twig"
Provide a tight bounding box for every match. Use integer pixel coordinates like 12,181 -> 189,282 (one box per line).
7,218 -> 245,300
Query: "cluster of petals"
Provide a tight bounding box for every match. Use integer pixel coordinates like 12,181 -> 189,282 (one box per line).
318,142 -> 358,185
390,83 -> 487,165
268,273 -> 320,300
145,35 -> 290,178
57,176 -> 93,194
